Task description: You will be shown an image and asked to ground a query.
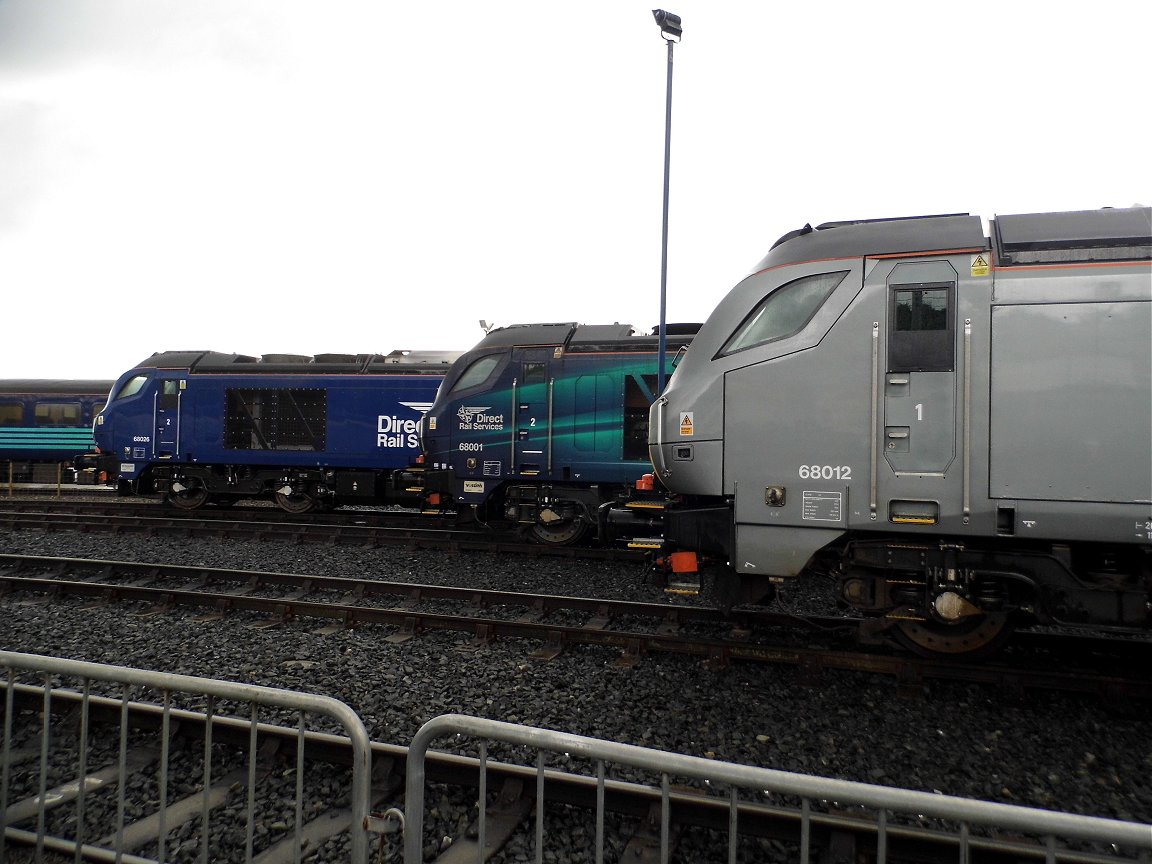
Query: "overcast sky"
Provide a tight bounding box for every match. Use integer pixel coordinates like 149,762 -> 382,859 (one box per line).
1,0 -> 1148,380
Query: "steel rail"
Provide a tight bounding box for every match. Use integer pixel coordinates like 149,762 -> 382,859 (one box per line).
0,509 -> 644,561
2,556 -> 1151,700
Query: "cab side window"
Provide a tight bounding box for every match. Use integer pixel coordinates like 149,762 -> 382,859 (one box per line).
718,271 -> 848,357
115,376 -> 149,400
0,404 -> 23,426
888,282 -> 954,372
450,355 -> 501,394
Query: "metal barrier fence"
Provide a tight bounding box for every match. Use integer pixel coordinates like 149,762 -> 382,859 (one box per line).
405,713 -> 1152,864
4,461 -> 66,496
0,650 -> 374,863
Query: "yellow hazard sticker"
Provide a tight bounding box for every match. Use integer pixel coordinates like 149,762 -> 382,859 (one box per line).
679,412 -> 694,436
971,253 -> 990,277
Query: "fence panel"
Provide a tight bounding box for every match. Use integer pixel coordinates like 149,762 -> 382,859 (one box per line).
0,650 -> 374,863
405,713 -> 1152,864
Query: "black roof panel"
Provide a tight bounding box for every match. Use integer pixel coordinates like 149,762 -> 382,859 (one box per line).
993,207 -> 1151,265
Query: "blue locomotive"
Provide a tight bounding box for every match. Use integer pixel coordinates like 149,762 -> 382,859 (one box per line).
95,350 -> 456,511
0,380 -> 114,481
647,206 -> 1152,656
420,323 -> 698,544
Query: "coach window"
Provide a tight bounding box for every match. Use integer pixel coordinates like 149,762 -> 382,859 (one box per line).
0,405 -> 21,426
450,355 -> 501,394
115,376 -> 148,400
717,270 -> 849,357
888,282 -> 954,372
35,402 -> 81,426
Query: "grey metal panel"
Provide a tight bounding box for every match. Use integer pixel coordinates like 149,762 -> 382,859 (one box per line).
569,324 -> 638,344
734,523 -> 845,578
752,214 -> 986,274
883,372 -> 955,474
650,439 -> 725,496
992,261 -> 1152,305
720,262 -> 874,557
990,301 -> 1152,503
653,260 -> 868,488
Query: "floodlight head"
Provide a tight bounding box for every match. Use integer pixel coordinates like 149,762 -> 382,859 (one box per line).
652,9 -> 682,41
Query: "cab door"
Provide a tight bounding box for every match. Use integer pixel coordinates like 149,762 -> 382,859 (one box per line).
872,260 -> 961,524
154,379 -> 183,458
512,349 -> 552,477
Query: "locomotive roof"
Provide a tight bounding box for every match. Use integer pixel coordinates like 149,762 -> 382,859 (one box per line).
0,380 -> 115,395
756,207 -> 1151,272
992,207 -> 1151,265
476,322 -> 700,351
755,213 -> 986,272
132,350 -> 460,375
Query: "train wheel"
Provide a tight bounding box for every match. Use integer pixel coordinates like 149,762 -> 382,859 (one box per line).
273,491 -> 317,514
167,482 -> 209,511
530,518 -> 587,546
891,612 -> 1014,659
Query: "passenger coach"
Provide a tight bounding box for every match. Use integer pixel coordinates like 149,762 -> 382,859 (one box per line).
0,380 -> 114,481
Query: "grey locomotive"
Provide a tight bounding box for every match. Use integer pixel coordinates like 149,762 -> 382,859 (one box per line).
648,206 -> 1151,656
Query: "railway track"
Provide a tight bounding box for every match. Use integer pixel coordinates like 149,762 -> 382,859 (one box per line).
0,504 -> 641,561
2,554 -> 1150,702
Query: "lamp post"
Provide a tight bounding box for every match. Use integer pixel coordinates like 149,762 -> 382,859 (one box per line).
652,10 -> 681,394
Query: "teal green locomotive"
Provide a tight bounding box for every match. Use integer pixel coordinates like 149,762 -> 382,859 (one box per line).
421,323 -> 698,544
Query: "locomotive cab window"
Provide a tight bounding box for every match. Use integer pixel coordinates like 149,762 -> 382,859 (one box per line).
450,354 -> 502,394
717,270 -> 848,357
523,361 -> 546,384
158,379 -> 181,408
115,376 -> 148,400
0,404 -> 22,426
888,282 -> 954,372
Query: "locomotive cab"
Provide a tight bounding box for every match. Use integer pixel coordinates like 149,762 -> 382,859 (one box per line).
651,207 -> 1152,657
422,322 -> 698,544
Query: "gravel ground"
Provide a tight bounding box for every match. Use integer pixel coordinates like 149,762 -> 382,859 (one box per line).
1,527 -> 1150,861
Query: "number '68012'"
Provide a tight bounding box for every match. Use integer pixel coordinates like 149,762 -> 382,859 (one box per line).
799,465 -> 852,481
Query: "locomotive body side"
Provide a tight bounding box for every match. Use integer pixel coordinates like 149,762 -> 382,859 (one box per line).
652,207 -> 1152,654
96,351 -> 453,511
422,323 -> 697,544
